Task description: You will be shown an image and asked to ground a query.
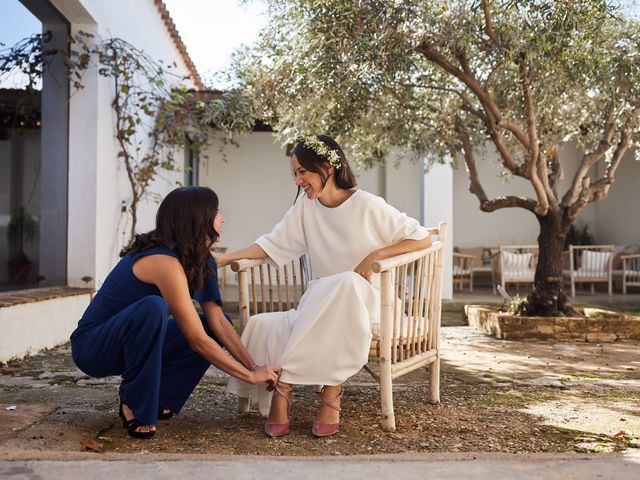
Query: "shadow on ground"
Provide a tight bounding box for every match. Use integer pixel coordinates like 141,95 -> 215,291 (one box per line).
0,304 -> 638,458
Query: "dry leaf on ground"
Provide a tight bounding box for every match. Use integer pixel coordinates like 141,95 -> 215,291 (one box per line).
80,437 -> 102,452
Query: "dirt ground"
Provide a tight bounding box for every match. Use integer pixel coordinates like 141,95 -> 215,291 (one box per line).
0,305 -> 639,458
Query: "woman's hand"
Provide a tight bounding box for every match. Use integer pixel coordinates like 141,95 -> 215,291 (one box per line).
250,364 -> 281,387
354,252 -> 380,283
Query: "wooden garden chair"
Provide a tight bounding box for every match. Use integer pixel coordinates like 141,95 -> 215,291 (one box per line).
622,253 -> 640,294
566,245 -> 614,297
491,245 -> 538,294
230,223 -> 447,432
452,252 -> 475,292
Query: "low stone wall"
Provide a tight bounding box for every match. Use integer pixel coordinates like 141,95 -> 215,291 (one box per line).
465,305 -> 640,342
0,287 -> 93,361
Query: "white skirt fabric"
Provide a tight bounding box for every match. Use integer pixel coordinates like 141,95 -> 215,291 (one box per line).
226,271 -> 377,416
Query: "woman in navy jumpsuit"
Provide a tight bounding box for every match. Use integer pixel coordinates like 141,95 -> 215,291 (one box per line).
71,187 -> 281,438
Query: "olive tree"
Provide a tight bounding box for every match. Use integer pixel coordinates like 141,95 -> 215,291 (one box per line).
233,0 -> 640,316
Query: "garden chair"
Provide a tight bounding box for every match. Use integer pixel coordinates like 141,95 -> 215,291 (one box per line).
230,223 -> 447,432
566,245 -> 614,297
491,245 -> 538,294
621,253 -> 640,294
452,251 -> 475,292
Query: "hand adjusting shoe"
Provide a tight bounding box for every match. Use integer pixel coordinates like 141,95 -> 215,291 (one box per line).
264,383 -> 292,438
312,387 -> 342,437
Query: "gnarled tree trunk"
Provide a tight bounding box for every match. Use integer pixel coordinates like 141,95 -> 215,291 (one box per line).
520,212 -> 577,317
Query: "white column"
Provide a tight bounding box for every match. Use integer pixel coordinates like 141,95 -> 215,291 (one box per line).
48,0 -> 99,288
421,159 -> 453,299
66,22 -> 99,288
38,18 -> 69,287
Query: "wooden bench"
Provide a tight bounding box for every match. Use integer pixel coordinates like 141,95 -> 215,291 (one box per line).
622,254 -> 640,294
230,223 -> 447,432
452,252 -> 475,292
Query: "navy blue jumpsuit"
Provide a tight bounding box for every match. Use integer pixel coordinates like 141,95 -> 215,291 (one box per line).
70,246 -> 230,425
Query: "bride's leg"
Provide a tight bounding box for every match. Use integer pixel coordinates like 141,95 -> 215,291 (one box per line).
264,382 -> 292,437
315,384 -> 342,424
267,381 -> 292,424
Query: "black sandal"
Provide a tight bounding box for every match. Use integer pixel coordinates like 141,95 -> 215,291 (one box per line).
158,406 -> 173,420
119,402 -> 156,439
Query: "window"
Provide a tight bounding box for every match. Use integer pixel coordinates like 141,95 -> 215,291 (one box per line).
184,139 -> 199,186
0,0 -> 69,291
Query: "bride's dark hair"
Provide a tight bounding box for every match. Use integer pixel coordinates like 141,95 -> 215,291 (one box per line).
120,186 -> 219,291
292,135 -> 356,198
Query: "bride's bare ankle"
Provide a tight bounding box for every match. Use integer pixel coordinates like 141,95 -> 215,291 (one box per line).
268,383 -> 292,422
315,385 -> 342,423
320,385 -> 342,401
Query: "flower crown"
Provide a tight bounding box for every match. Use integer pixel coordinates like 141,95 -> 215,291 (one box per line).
293,134 -> 342,170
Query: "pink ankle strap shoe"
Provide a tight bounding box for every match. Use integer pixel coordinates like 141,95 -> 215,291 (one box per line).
312,387 -> 343,438
264,383 -> 292,438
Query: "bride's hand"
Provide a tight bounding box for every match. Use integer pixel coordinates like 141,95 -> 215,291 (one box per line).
354,252 -> 378,283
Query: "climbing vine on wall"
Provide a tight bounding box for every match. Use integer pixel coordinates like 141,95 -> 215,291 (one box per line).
1,31 -> 256,244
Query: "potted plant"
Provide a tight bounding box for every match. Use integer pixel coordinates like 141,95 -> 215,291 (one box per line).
564,221 -> 595,249
7,208 -> 38,284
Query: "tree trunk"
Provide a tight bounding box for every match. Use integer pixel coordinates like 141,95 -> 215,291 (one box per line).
520,211 -> 578,317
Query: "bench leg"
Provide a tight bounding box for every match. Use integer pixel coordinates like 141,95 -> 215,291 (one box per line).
380,367 -> 396,432
238,397 -> 250,413
429,356 -> 441,404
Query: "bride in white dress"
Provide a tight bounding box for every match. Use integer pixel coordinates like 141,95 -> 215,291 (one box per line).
219,135 -> 431,438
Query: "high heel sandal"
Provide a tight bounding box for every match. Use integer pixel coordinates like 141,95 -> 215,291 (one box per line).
264,383 -> 292,438
157,406 -> 173,420
312,387 -> 343,438
118,402 -> 156,439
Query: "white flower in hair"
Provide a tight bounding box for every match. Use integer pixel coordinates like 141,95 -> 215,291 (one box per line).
293,133 -> 342,170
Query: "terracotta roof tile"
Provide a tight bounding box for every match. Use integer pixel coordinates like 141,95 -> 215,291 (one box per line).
154,0 -> 204,90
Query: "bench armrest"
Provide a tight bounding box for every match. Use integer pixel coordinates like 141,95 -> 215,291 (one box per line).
453,252 -> 476,259
371,241 -> 443,273
230,258 -> 269,272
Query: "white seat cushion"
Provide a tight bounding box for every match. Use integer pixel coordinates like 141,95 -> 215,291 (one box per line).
577,250 -> 611,276
453,265 -> 471,276
502,252 -> 533,278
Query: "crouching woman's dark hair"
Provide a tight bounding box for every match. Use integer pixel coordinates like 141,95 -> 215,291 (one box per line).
121,186 -> 219,291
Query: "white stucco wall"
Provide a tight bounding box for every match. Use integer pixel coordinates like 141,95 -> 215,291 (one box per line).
593,149 -> 640,246
384,152 -> 422,223
423,161 -> 454,299
200,135 -> 428,253
200,134 -> 432,286
201,131 -> 639,293
50,0 -> 197,288
366,141 -> 638,252
451,143 -> 607,248
200,132 -> 292,255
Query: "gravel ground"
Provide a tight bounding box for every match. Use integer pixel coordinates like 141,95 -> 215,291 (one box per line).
0,307 -> 639,458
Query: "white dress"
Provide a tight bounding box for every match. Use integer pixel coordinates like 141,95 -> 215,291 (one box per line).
226,189 -> 428,416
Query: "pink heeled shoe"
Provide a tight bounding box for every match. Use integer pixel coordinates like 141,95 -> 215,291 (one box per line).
312,387 -> 343,437
264,383 -> 292,438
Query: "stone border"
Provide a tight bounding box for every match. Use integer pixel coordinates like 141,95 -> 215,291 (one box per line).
465,305 -> 640,342
0,287 -> 93,308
